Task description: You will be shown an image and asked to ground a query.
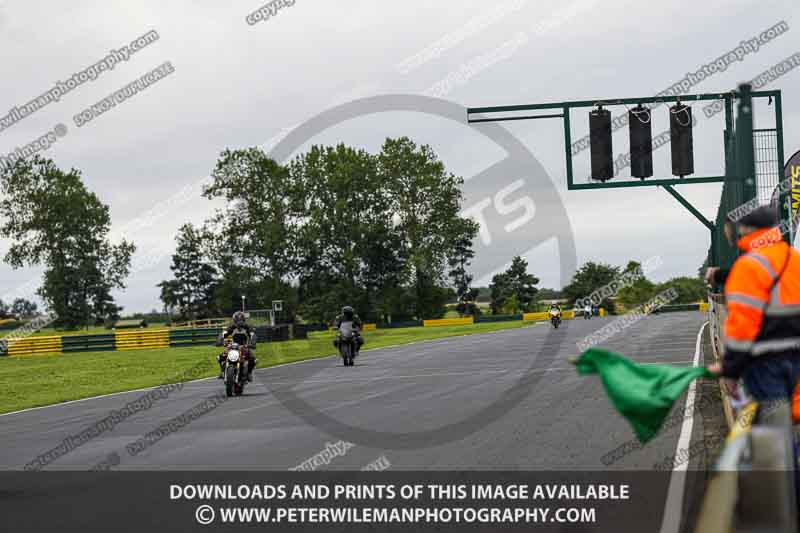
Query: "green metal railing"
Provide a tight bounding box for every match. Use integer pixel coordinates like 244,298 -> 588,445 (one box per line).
708,87 -> 787,273
754,128 -> 781,205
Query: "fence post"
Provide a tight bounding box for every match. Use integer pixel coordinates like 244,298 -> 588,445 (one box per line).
736,83 -> 757,205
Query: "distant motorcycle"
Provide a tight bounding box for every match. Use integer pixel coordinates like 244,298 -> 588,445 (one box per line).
221,342 -> 249,397
583,306 -> 592,320
549,309 -> 561,329
335,321 -> 360,366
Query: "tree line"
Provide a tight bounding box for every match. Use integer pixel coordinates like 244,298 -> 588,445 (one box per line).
481,257 -> 705,316
0,143 -> 706,330
0,298 -> 38,319
560,260 -> 706,313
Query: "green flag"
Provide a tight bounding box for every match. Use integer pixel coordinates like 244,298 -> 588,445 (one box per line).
574,348 -> 714,444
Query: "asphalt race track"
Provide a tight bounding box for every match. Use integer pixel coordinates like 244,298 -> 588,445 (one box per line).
2,312 -> 711,471
1,312 -> 719,532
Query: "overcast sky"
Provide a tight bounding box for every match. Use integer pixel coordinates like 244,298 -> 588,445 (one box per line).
1,0 -> 799,313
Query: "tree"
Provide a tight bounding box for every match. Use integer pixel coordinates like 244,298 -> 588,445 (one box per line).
290,144 -> 389,322
158,279 -> 181,317
489,256 -> 540,314
473,287 -> 491,302
489,273 -> 511,315
505,256 -> 540,312
448,227 -> 479,317
617,260 -> 657,308
656,276 -> 707,304
0,157 -> 135,329
378,137 -> 477,319
203,148 -> 299,320
158,224 -> 218,319
562,261 -> 620,311
359,223 -> 407,322
537,288 -> 564,301
197,139 -> 477,323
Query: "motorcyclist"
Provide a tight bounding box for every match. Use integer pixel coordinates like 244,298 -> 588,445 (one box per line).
332,306 -> 364,355
583,301 -> 592,318
216,311 -> 257,381
547,302 -> 561,328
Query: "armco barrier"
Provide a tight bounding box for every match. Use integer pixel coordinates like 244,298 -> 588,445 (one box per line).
476,314 -> 522,323
257,325 -> 290,342
694,401 -> 798,533
61,333 -> 115,353
376,320 -> 422,329
171,318 -> 226,329
0,318 -> 24,330
5,335 -> 62,356
422,317 -> 474,327
169,327 -> 219,347
523,310 -> 576,321
1,309 -> 564,357
292,324 -> 309,340
114,329 -> 170,351
656,303 -> 701,313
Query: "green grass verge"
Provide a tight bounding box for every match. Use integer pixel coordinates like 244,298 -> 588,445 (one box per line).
0,321 -> 533,414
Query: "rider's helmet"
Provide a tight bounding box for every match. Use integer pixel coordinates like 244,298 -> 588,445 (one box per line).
550,302 -> 558,308
232,311 -> 246,326
341,306 -> 354,320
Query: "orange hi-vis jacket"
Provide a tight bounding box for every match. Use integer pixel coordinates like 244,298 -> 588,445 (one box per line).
722,226 -> 800,378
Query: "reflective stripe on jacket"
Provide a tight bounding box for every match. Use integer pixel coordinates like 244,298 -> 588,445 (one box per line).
722,226 -> 800,378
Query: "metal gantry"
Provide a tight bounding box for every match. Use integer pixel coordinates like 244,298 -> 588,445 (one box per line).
467,85 -> 787,268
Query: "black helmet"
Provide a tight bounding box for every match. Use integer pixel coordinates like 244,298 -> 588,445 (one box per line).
232,311 -> 246,326
341,306 -> 354,319
737,205 -> 778,229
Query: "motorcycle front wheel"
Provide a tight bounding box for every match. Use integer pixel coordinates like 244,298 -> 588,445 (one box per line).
225,366 -> 236,397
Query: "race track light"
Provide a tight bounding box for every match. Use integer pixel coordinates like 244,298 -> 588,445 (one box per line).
589,105 -> 613,181
629,105 -> 653,179
670,102 -> 694,177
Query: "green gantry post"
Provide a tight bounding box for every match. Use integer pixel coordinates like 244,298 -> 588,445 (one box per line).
736,84 -> 757,207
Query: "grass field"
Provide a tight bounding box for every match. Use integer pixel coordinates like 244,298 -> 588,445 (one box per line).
0,321 -> 534,414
